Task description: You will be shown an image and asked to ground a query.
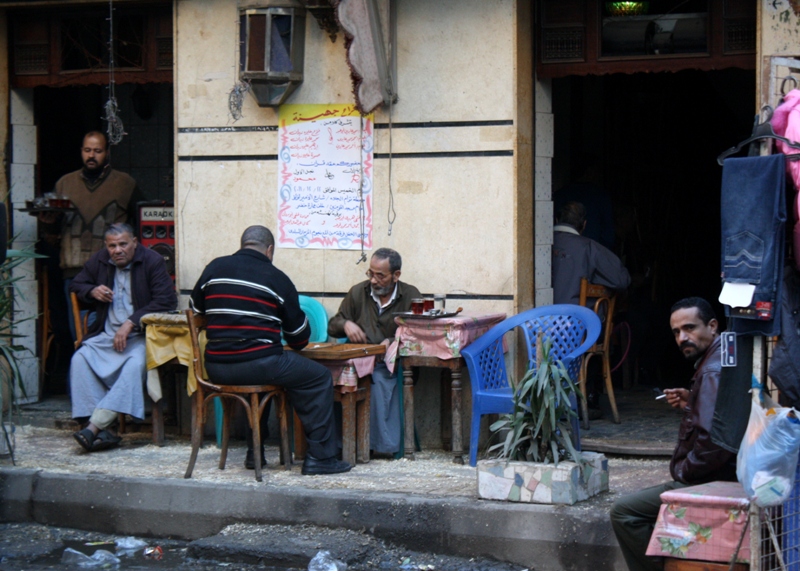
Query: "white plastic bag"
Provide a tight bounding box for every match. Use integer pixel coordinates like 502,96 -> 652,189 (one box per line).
737,388 -> 800,506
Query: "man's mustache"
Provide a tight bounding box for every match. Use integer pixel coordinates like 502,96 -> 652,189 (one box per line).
680,341 -> 698,351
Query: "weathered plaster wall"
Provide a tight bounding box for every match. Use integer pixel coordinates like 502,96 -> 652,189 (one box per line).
174,0 -> 522,319
758,0 -> 800,110
174,0 -> 530,449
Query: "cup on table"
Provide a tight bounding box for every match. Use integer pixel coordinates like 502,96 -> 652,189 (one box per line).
434,294 -> 446,311
423,298 -> 434,313
411,298 -> 425,314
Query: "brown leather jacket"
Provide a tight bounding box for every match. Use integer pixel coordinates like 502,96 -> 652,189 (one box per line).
670,335 -> 738,484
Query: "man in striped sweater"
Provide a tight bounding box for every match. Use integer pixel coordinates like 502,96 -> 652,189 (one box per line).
190,225 -> 351,476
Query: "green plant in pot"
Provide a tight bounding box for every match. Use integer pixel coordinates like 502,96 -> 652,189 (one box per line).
0,246 -> 47,464
488,334 -> 584,468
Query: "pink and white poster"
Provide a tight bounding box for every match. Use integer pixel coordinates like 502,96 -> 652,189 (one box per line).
277,104 -> 373,250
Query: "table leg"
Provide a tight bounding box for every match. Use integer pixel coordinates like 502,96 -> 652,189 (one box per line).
440,370 -> 452,450
357,379 -> 371,463
450,368 -> 464,464
403,367 -> 415,460
151,398 -> 165,447
341,392 -> 356,467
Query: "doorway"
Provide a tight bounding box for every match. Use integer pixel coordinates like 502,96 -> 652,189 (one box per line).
33,83 -> 174,396
552,68 -> 756,383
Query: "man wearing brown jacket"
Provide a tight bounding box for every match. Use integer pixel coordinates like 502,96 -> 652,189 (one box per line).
610,297 -> 736,571
328,248 -> 420,456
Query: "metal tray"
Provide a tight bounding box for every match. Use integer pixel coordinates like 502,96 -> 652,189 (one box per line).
392,311 -> 462,320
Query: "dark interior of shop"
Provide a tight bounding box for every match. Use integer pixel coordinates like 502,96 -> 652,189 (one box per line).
35,82 -> 174,395
552,68 -> 756,384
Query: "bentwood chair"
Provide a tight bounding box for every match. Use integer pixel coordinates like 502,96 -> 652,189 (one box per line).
578,278 -> 621,428
185,309 -> 292,482
70,292 -> 169,445
461,305 -> 601,467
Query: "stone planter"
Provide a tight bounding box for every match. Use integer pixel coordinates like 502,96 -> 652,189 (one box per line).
476,451 -> 608,505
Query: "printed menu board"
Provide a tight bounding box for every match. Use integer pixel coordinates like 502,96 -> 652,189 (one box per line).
277,104 -> 373,250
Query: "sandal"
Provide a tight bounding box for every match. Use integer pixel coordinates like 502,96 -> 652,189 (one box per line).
73,428 -> 95,452
91,430 -> 122,452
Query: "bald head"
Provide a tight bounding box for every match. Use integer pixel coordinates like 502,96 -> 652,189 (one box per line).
240,225 -> 275,259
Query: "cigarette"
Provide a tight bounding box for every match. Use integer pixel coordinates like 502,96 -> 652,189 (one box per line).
655,394 -> 667,400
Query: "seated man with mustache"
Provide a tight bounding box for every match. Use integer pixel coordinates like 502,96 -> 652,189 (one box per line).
610,297 -> 737,571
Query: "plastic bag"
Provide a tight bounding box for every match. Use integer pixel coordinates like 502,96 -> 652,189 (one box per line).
308,550 -> 347,571
737,387 -> 800,506
61,547 -> 121,567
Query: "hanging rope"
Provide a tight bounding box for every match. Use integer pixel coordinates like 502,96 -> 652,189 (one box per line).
356,114 -> 367,264
386,89 -> 397,236
104,0 -> 125,145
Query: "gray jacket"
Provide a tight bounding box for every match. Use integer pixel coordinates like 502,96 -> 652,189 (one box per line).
552,225 -> 630,305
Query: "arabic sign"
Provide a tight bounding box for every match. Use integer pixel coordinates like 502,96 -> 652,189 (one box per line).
277,104 -> 373,250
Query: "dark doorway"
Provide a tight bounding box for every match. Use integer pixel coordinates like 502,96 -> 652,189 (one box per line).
552,68 -> 756,383
33,82 -> 174,396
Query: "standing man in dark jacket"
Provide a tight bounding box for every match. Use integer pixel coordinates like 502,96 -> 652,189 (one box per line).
190,225 -> 351,476
328,248 -> 420,456
70,223 -> 176,452
610,297 -> 736,571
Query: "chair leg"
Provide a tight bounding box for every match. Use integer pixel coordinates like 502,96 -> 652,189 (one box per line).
184,388 -> 204,479
579,356 -> 591,430
469,412 -> 481,467
294,411 -> 307,461
340,392 -> 356,466
278,392 -> 292,470
219,397 -> 231,470
118,413 -> 127,434
603,353 -> 620,424
250,393 -> 263,482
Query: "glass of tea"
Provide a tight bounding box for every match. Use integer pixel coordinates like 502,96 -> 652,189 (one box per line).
411,298 -> 425,314
423,298 -> 434,313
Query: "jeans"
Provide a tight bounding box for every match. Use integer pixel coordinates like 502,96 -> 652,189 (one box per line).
205,351 -> 337,460
721,154 -> 786,336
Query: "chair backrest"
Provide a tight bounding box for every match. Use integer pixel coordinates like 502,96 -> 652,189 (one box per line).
461,304 -> 602,395
185,309 -> 218,391
69,291 -> 90,349
298,295 -> 329,343
578,278 -> 617,350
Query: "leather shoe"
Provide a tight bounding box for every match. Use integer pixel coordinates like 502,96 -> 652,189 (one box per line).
244,448 -> 267,469
301,455 -> 352,476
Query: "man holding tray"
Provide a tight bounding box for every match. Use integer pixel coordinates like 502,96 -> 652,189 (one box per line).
329,248 -> 421,457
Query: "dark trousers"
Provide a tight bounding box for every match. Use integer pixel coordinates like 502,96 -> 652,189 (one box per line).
205,351 -> 337,461
610,481 -> 687,571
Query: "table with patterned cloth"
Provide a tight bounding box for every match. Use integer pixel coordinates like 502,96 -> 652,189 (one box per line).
646,480 -> 751,565
388,312 -> 506,464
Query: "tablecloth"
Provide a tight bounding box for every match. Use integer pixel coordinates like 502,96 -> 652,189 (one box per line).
386,312 -> 506,372
645,480 -> 750,564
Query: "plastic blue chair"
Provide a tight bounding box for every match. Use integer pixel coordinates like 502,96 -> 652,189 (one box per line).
460,304 -> 602,467
214,295 -> 329,447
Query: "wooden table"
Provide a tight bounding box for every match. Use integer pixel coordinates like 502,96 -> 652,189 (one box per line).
295,343 -> 385,466
395,312 -> 507,464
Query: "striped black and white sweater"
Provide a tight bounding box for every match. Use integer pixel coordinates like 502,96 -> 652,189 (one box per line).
190,248 -> 309,363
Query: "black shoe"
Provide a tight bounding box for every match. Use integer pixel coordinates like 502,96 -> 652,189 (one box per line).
244,448 -> 267,469
301,455 -> 352,475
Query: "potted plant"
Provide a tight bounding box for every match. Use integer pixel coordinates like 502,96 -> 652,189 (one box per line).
476,336 -> 608,505
0,246 -> 47,463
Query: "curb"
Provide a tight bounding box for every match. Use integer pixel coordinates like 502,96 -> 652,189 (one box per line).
0,468 -> 625,570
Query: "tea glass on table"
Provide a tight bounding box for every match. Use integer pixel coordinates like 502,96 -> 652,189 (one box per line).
433,294 -> 446,311
423,298 -> 434,313
411,298 -> 425,314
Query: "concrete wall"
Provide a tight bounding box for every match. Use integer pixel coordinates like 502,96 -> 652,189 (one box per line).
174,0 -> 532,448
758,0 -> 800,110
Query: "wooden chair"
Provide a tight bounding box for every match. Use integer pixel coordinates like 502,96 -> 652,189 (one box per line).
184,309 -> 292,482
578,278 -> 621,428
70,291 -> 166,445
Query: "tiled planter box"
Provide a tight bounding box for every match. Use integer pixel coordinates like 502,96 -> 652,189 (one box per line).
476,451 -> 608,505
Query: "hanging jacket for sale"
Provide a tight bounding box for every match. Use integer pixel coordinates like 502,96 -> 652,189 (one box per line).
770,89 -> 800,272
